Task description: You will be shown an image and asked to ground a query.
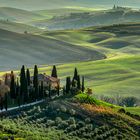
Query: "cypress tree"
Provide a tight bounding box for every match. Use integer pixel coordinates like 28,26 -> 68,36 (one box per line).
4,93 -> 8,111
33,65 -> 39,100
51,65 -> 57,78
66,77 -> 71,93
16,79 -> 19,97
82,76 -> 85,92
4,73 -> 8,86
10,74 -> 16,99
40,81 -> 44,98
0,97 -> 4,111
16,79 -> 21,107
20,65 -> 28,104
73,68 -> 78,80
77,75 -> 81,90
26,68 -> 30,86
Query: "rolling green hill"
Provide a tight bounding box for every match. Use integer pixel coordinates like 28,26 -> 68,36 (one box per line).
0,7 -> 44,22
0,28 -> 105,71
38,24 -> 140,99
33,8 -> 97,19
0,20 -> 43,33
32,8 -> 140,30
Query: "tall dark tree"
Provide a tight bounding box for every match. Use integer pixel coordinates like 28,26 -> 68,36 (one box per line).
10,74 -> 16,99
82,76 -> 85,92
16,79 -> 20,96
26,68 -> 30,86
20,65 -> 26,95
66,77 -> 71,93
51,65 -> 57,78
16,79 -> 21,107
4,93 -> 8,111
77,75 -> 81,90
39,81 -> 44,99
20,65 -> 28,103
33,65 -> 39,100
0,97 -> 4,111
73,68 -> 78,80
4,73 -> 8,86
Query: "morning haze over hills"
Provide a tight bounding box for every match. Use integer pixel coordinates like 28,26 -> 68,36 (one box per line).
0,0 -> 140,139
0,0 -> 140,10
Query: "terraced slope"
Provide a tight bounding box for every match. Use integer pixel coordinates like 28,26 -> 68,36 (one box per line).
0,94 -> 139,139
0,29 -> 105,71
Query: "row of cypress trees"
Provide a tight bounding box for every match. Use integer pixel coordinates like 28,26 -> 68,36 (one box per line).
1,65 -> 83,111
65,68 -> 85,94
0,65 -> 58,111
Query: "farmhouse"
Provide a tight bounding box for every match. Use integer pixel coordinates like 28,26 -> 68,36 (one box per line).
31,73 -> 60,89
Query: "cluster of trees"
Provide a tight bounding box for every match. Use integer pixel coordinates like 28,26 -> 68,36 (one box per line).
0,65 -> 85,111
0,65 -> 58,111
64,68 -> 85,94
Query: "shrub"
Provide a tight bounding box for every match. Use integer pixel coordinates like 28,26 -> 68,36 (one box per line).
46,120 -> 55,126
85,118 -> 91,124
77,121 -> 85,128
69,109 -> 76,116
58,121 -> 68,129
60,106 -> 67,113
55,117 -> 62,125
68,117 -> 76,125
118,108 -> 125,113
126,112 -> 131,116
121,97 -> 138,107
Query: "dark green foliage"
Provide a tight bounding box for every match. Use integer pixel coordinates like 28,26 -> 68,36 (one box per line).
66,77 -> 71,93
77,75 -> 81,90
121,97 -> 138,107
26,68 -> 30,86
73,68 -> 78,81
20,65 -> 28,103
82,76 -> 85,92
39,81 -> 44,99
118,108 -> 126,114
48,83 -> 51,98
0,97 -> 4,110
10,74 -> 16,99
4,73 -> 8,86
33,65 -> 39,100
51,65 -> 57,78
4,93 -> 8,111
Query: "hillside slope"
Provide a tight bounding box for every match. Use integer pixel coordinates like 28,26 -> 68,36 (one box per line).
0,94 -> 139,139
0,7 -> 43,22
0,29 -> 105,71
0,20 -> 43,33
32,8 -> 140,30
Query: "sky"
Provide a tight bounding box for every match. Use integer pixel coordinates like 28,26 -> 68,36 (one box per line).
0,0 -> 140,10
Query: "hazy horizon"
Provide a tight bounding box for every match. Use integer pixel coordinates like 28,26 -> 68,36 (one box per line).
0,0 -> 140,10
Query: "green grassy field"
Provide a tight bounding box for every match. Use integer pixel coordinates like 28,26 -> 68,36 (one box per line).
0,20 -> 43,33
0,7 -> 44,22
39,24 -> 140,99
0,24 -> 140,99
